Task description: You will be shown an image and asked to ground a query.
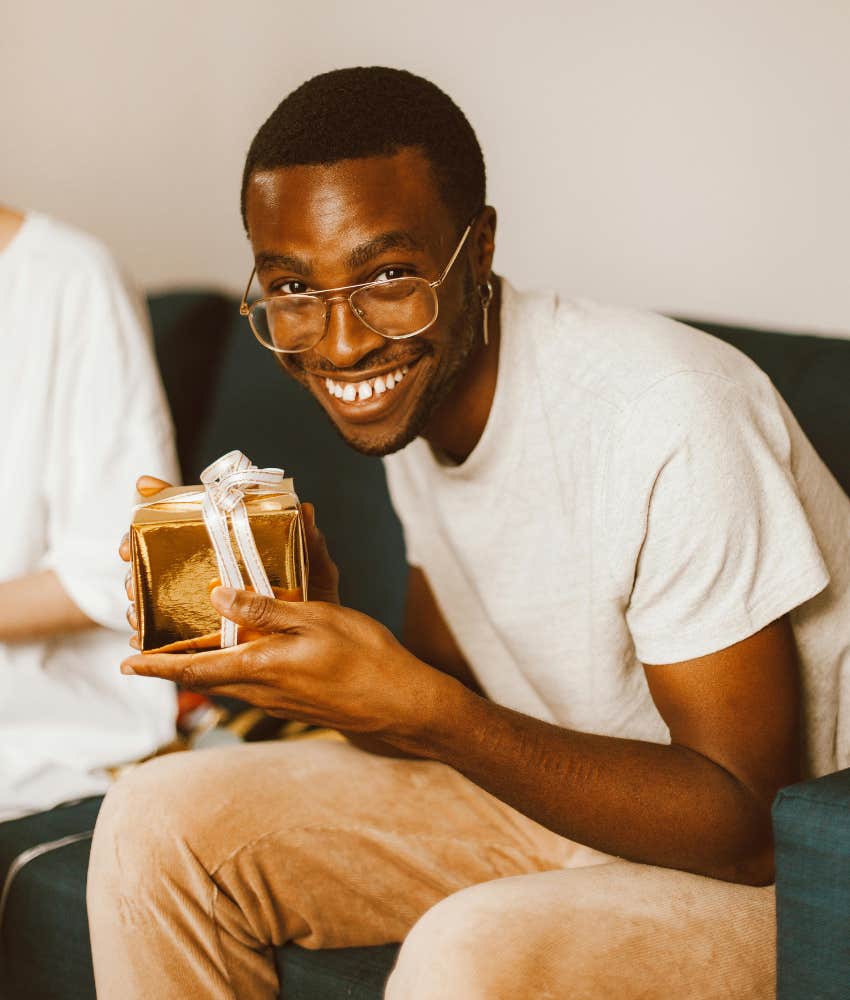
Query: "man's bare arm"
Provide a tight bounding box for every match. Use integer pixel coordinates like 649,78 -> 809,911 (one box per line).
408,614 -> 801,885
0,570 -> 94,642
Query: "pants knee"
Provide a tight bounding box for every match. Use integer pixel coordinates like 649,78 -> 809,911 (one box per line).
387,880 -> 531,1000
388,866 -> 775,1000
87,751 -> 216,907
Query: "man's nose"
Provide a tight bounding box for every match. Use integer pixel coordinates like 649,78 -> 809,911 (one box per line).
314,297 -> 385,370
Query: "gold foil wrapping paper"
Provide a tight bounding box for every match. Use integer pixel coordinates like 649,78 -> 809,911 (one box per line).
131,481 -> 307,652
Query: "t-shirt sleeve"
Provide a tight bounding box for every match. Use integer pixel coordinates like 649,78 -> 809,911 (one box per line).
604,370 -> 829,664
382,452 -> 421,568
41,250 -> 180,630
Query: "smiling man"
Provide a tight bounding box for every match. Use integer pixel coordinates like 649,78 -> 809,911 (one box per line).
87,68 -> 850,999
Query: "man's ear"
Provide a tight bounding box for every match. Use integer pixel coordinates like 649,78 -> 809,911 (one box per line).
472,206 -> 497,283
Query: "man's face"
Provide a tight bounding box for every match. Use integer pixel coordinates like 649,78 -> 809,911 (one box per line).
244,148 -> 482,456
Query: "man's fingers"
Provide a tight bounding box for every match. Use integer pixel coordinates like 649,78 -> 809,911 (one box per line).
122,476 -> 170,614
136,475 -> 172,497
129,633 -> 140,650
126,603 -> 138,631
302,501 -> 317,529
303,504 -> 328,555
301,503 -> 341,604
210,587 -> 306,632
121,644 -> 257,689
125,569 -> 134,601
123,476 -> 171,569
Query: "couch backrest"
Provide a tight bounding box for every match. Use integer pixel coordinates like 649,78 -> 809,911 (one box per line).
149,293 -> 850,637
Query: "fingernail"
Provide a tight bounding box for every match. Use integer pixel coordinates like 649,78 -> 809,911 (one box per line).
121,662 -> 137,675
212,586 -> 237,610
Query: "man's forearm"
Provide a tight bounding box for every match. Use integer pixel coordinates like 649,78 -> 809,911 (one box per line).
0,570 -> 94,643
400,677 -> 775,885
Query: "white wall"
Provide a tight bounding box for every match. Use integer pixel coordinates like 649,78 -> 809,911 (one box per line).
3,0 -> 848,335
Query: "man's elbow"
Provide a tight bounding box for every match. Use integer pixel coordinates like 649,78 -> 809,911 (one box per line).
713,826 -> 776,886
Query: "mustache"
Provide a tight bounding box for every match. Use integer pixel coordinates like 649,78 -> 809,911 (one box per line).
294,342 -> 433,376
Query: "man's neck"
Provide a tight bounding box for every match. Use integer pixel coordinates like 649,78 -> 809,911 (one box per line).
422,277 -> 502,465
0,206 -> 25,254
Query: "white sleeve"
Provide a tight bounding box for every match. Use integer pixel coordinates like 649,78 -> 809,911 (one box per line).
41,251 -> 180,630
604,371 -> 829,664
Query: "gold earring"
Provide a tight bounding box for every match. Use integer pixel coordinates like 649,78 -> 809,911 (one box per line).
478,280 -> 494,346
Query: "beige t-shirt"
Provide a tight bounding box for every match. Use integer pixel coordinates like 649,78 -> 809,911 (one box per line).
383,280 -> 850,778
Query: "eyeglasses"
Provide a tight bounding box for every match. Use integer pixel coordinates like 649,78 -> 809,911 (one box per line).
239,221 -> 473,354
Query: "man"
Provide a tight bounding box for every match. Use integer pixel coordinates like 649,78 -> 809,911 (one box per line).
0,205 -> 178,821
87,68 -> 850,998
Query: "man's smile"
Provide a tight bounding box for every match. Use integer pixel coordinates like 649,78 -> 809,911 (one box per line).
306,356 -> 427,425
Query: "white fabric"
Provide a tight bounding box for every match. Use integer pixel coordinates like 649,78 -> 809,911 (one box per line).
0,213 -> 180,820
384,281 -> 850,778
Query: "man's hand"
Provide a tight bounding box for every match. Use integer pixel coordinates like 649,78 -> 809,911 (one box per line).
120,587 -> 450,752
118,474 -> 451,753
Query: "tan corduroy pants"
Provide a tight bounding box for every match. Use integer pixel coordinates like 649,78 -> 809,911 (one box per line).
87,739 -> 776,999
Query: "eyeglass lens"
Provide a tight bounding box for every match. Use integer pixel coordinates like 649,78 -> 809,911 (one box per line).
251,277 -> 437,352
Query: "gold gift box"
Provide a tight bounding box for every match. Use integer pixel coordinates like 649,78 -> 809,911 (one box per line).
130,481 -> 307,652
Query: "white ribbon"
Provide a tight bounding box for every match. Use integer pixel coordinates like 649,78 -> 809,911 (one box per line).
136,450 -> 287,648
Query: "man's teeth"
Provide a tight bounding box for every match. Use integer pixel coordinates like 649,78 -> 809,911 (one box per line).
324,365 -> 410,403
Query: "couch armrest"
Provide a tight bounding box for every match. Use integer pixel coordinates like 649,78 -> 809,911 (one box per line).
772,767 -> 850,999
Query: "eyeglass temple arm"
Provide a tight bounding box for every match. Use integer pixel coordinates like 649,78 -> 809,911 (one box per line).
430,222 -> 474,290
239,266 -> 256,316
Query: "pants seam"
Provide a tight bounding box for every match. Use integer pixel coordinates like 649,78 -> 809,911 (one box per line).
210,882 -> 240,1000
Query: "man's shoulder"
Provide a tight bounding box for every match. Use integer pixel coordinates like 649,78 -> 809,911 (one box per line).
512,284 -> 768,413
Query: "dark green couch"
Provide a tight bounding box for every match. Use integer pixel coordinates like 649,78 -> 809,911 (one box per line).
1,294 -> 848,999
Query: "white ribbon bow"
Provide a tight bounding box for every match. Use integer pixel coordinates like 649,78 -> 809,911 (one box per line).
137,450 -> 287,648
199,451 -> 286,647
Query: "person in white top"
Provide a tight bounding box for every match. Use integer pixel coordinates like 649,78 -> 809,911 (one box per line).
88,68 -> 850,1000
0,205 -> 179,821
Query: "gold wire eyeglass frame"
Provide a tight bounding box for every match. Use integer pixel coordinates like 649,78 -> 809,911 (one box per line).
239,221 -> 473,354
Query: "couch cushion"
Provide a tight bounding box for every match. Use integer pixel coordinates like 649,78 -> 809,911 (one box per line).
0,797 -> 101,1000
276,942 -> 399,999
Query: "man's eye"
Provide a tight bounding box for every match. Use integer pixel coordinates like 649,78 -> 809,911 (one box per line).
373,268 -> 410,284
275,280 -> 309,295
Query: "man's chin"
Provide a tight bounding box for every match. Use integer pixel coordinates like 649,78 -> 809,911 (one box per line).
326,411 -> 422,457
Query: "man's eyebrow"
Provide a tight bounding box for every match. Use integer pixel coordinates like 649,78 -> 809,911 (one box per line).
345,231 -> 425,270
254,231 -> 425,278
255,252 -> 311,277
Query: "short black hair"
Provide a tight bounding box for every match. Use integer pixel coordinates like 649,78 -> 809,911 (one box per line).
241,66 -> 486,231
